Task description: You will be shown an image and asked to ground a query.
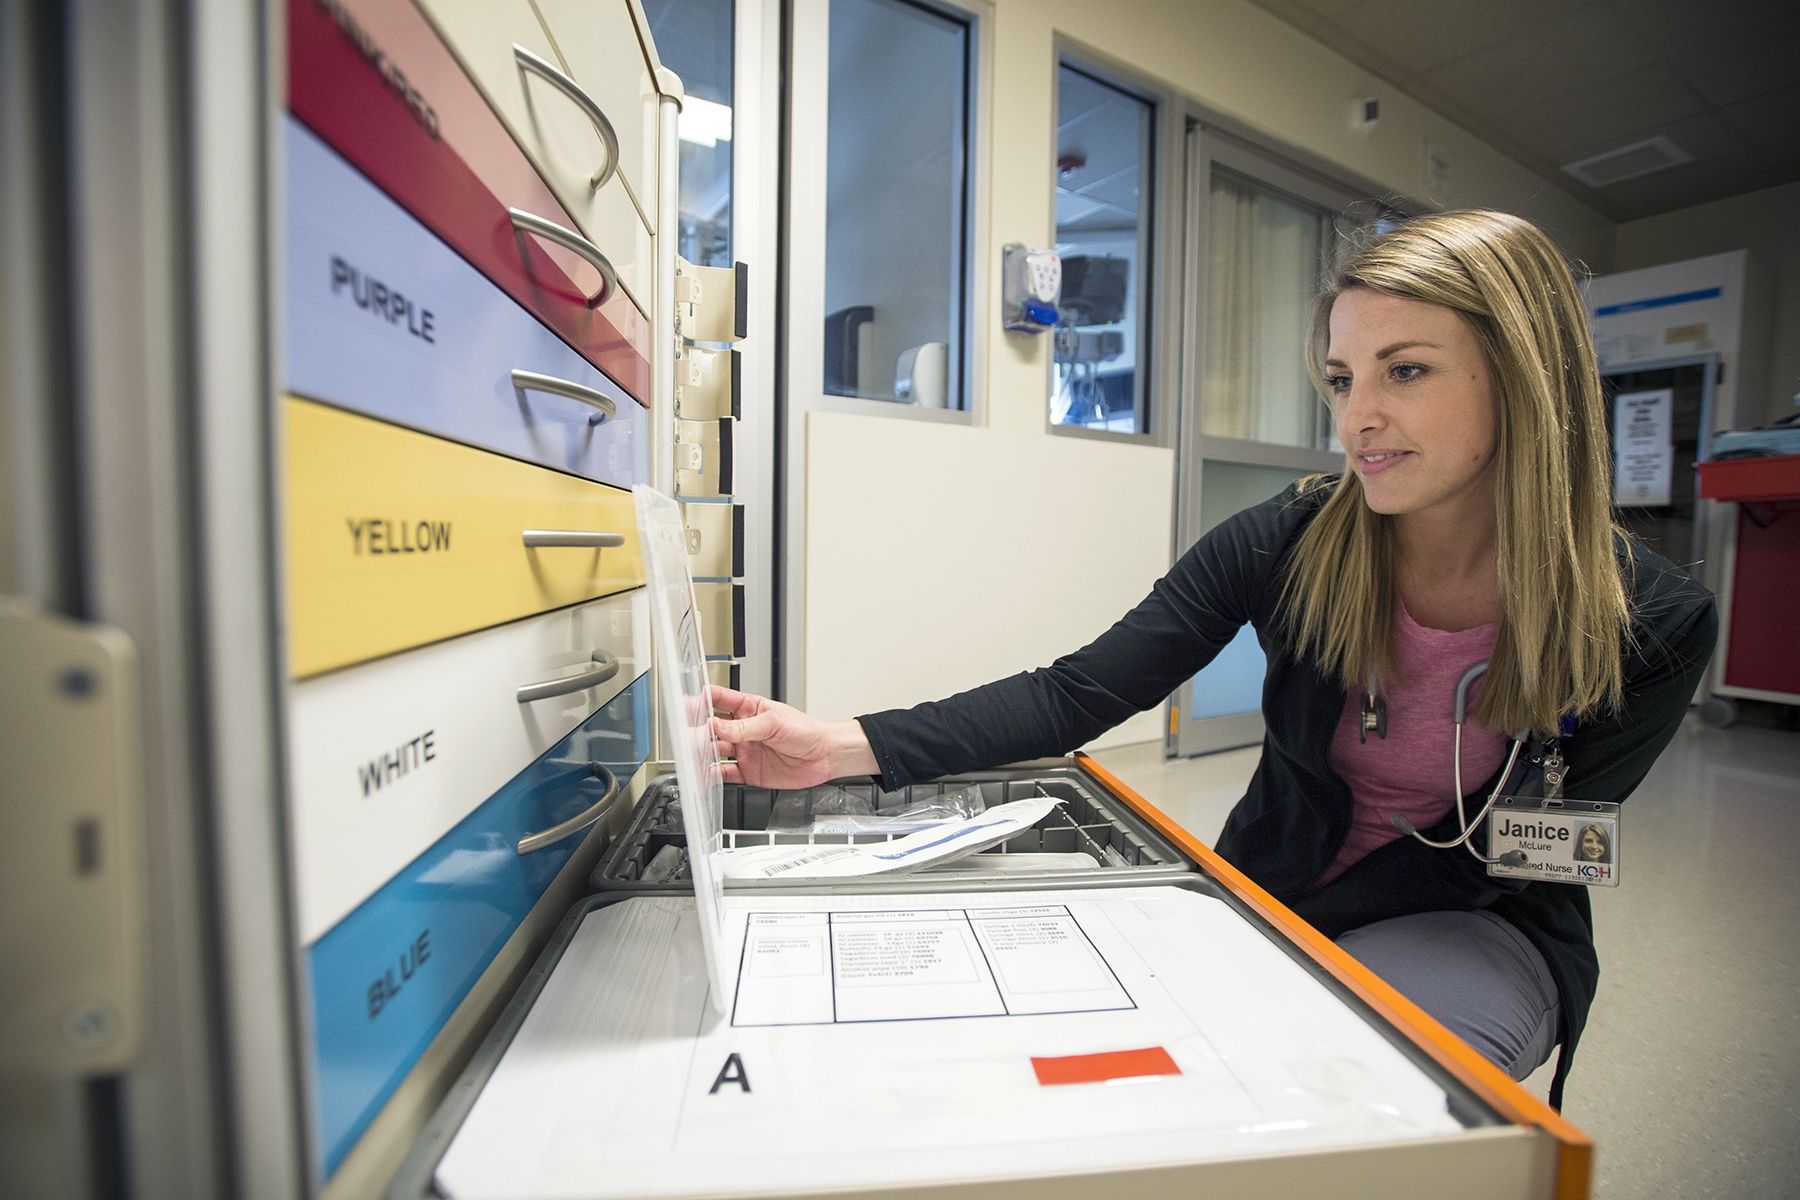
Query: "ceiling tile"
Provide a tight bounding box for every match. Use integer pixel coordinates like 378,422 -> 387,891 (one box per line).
1243,0 -> 1326,33
1601,156 -> 1792,222
1055,191 -> 1108,230
1241,0 -> 1797,217
1649,112 -> 1755,164
1425,4 -> 1663,118
1496,64 -> 1710,162
1326,0 -> 1568,74
1723,86 -> 1800,157
1079,168 -> 1145,222
1058,101 -> 1148,194
1057,67 -> 1121,130
1604,0 -> 1796,54
1290,0 -> 1368,17
1669,15 -> 1800,107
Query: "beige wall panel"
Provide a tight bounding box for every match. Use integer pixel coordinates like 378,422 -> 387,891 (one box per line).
804,411 -> 1174,751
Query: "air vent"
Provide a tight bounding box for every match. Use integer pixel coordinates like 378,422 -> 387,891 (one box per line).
1561,136 -> 1692,188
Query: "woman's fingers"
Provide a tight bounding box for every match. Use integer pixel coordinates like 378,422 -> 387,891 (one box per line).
706,682 -> 758,715
737,710 -> 788,746
709,710 -> 784,747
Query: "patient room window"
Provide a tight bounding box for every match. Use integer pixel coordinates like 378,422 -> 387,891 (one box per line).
822,0 -> 972,409
1199,168 -> 1333,449
640,0 -> 734,267
1051,64 -> 1153,434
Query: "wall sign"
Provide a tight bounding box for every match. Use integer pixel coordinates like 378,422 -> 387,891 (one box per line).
1613,388 -> 1674,507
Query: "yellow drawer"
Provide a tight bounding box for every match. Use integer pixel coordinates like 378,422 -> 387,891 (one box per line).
282,396 -> 643,678
414,0 -> 653,313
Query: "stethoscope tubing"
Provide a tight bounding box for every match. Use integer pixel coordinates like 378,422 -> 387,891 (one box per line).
1380,659 -> 1532,862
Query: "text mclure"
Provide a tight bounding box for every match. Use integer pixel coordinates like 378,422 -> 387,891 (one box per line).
346,517 -> 452,555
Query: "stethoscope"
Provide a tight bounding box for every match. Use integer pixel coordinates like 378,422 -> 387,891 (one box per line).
1364,661 -> 1530,867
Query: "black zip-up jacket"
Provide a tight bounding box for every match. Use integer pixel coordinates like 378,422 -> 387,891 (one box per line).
860,481 -> 1717,1106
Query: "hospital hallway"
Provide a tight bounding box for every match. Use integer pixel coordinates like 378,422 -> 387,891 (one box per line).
1091,710 -> 1800,1200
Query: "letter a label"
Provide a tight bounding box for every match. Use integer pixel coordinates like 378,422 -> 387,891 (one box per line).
709,1052 -> 751,1095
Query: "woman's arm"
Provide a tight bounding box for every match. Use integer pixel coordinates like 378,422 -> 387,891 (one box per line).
718,488 -> 1317,791
857,490 -> 1313,787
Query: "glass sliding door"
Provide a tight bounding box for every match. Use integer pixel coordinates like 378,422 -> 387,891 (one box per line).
1169,127 -> 1372,758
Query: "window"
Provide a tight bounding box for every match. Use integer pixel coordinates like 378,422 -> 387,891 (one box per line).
1199,167 -> 1333,449
640,0 -> 735,267
1051,63 -> 1153,434
822,0 -> 972,409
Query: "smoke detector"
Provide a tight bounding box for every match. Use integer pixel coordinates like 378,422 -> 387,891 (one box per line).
1561,136 -> 1692,188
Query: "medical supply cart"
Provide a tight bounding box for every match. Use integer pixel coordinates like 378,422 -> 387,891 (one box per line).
2,1 -> 1587,1197
1695,454 -> 1800,719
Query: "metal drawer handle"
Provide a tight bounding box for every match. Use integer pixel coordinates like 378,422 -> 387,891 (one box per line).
513,44 -> 621,192
511,369 -> 618,425
517,762 -> 620,855
508,208 -> 618,307
516,649 -> 621,704
522,529 -> 626,549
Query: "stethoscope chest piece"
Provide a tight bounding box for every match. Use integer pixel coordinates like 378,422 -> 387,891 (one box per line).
1359,691 -> 1387,743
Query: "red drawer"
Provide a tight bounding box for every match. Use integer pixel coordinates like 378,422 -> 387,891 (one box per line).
288,0 -> 650,403
1696,455 -> 1800,504
1722,502 -> 1800,695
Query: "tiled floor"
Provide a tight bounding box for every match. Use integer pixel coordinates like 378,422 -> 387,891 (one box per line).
1091,713 -> 1800,1200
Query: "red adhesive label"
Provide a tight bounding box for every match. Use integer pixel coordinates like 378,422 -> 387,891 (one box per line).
1031,1046 -> 1180,1086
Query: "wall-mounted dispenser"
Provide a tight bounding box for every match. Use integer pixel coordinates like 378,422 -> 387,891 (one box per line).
1002,243 -> 1061,333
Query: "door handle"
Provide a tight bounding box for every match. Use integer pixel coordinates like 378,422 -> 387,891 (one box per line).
521,529 -> 626,549
512,44 -> 621,192
515,650 -> 621,704
510,369 -> 618,425
516,762 -> 620,854
508,208 -> 619,308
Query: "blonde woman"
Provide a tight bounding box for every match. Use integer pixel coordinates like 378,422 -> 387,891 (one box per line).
711,210 -> 1716,1107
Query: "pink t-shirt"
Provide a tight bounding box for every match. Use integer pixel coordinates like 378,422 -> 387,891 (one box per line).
1314,604 -> 1505,890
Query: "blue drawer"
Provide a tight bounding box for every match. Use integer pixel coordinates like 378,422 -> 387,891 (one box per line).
304,672 -> 652,1178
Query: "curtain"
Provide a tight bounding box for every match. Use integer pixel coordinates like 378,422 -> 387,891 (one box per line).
1201,172 -> 1326,447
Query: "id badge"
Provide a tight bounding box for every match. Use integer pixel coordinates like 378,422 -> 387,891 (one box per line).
1486,797 -> 1620,887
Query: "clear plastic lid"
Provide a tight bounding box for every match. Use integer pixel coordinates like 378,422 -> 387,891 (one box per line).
633,486 -> 731,1013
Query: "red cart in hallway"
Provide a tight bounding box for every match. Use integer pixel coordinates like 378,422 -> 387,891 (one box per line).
1696,454 -> 1800,723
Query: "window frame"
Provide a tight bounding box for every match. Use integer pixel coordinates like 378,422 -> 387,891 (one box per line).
786,0 -> 989,426
777,0 -> 992,706
1046,40 -> 1182,449
1177,125 -> 1400,540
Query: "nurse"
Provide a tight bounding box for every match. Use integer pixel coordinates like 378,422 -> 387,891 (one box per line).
709,210 -> 1716,1107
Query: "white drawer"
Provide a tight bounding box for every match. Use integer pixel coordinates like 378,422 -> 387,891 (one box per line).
414,0 -> 653,313
531,0 -> 660,231
286,589 -> 649,943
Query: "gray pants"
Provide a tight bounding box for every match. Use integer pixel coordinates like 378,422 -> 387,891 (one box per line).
1337,909 -> 1561,1080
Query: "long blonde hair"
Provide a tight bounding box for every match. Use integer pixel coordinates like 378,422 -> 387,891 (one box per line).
1280,210 -> 1629,735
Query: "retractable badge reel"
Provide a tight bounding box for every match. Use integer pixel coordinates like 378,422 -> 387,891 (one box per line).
1484,732 -> 1621,888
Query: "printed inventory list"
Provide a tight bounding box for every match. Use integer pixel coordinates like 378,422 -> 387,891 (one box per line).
732,905 -> 1135,1026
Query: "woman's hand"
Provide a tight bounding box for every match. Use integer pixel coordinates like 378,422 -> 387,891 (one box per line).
707,684 -> 878,788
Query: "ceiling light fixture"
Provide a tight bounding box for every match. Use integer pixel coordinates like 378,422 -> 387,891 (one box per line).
1561,135 -> 1692,188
